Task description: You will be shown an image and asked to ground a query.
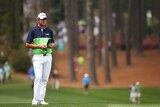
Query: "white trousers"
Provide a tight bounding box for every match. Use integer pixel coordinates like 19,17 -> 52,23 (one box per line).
32,54 -> 52,103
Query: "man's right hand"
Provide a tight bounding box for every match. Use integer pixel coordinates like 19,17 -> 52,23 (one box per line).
38,44 -> 47,49
26,43 -> 47,49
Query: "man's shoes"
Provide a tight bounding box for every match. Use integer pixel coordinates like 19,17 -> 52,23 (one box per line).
32,102 -> 38,105
39,101 -> 48,105
32,100 -> 48,105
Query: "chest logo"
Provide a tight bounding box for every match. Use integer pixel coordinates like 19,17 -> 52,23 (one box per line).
45,33 -> 50,36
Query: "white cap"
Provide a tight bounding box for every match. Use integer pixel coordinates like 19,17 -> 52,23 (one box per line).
37,12 -> 47,19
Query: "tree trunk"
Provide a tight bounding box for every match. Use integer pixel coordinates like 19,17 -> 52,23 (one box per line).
101,0 -> 111,83
151,0 -> 160,50
110,4 -> 118,68
64,0 -> 76,81
9,0 -> 22,49
119,0 -> 126,51
23,0 -> 32,33
98,0 -> 103,66
72,0 -> 79,55
131,0 -> 137,49
137,0 -> 144,55
126,0 -> 132,65
115,0 -> 121,31
86,0 -> 97,84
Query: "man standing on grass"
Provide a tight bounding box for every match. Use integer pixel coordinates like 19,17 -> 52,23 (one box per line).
26,12 -> 55,105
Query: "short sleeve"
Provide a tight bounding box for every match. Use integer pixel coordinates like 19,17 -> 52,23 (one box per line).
50,30 -> 55,43
26,29 -> 34,43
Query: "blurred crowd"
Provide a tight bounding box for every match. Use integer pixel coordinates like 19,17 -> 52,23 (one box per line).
0,61 -> 11,84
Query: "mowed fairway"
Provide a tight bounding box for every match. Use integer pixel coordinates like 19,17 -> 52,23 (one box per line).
0,76 -> 160,107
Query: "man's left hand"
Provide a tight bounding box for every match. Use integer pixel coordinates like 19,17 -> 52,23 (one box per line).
48,43 -> 55,48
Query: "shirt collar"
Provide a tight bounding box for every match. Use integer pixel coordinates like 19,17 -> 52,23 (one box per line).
35,25 -> 46,30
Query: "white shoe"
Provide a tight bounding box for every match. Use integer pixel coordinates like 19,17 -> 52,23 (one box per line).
32,102 -> 38,105
39,101 -> 48,105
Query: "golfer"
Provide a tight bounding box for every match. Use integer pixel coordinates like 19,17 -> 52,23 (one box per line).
26,12 -> 55,105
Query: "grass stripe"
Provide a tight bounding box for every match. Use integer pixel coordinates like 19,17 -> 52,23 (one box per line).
0,76 -> 160,107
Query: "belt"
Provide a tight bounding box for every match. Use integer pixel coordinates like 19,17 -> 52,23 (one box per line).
33,54 -> 51,56
43,54 -> 47,56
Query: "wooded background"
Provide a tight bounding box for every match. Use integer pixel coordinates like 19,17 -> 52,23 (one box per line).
0,0 -> 160,84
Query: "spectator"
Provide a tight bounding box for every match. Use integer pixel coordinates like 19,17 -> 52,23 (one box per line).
135,82 -> 141,104
52,68 -> 60,90
3,61 -> 11,83
0,64 -> 4,83
77,54 -> 85,72
28,65 -> 35,88
82,73 -> 90,95
129,84 -> 136,103
57,36 -> 65,55
73,55 -> 78,72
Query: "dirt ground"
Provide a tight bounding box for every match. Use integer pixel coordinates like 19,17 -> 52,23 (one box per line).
54,49 -> 160,88
13,49 -> 160,89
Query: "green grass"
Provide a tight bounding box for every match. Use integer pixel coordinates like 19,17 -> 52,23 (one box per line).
0,76 -> 160,107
